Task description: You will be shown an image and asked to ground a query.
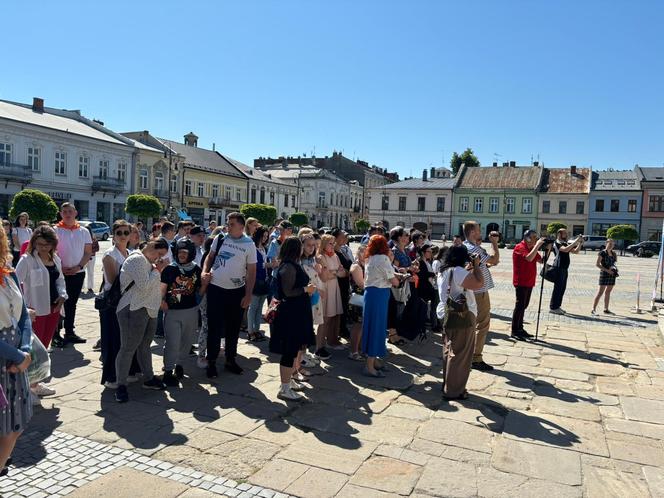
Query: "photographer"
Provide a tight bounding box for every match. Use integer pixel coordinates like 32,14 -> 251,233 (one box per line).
462,221 -> 499,372
511,230 -> 546,339
549,228 -> 583,315
592,239 -> 618,315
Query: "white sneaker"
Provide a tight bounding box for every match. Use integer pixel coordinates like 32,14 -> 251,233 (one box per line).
104,381 -> 118,389
289,379 -> 304,391
293,371 -> 306,382
32,383 -> 56,397
196,357 -> 208,369
278,386 -> 303,401
30,391 -> 42,406
301,355 -> 319,369
549,308 -> 566,315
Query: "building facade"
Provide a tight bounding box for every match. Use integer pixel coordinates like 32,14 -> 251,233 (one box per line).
538,166 -> 591,236
452,163 -> 543,240
588,169 -> 641,236
367,170 -> 455,238
637,166 -> 664,241
0,98 -> 135,223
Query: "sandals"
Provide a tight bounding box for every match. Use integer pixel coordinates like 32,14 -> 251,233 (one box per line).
388,335 -> 406,346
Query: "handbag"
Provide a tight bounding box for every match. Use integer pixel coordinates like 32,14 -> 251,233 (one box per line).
391,279 -> 411,303
349,292 -> 364,308
443,269 -> 474,330
94,277 -> 134,311
540,243 -> 560,283
263,298 -> 281,324
27,333 -> 51,384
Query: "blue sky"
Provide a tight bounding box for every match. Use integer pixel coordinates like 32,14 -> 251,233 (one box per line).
3,1 -> 663,177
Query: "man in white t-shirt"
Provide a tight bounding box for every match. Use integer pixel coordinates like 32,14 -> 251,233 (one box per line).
53,202 -> 92,347
202,212 -> 257,378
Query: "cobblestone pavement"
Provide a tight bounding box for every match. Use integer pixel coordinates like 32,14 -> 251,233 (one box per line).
5,245 -> 664,497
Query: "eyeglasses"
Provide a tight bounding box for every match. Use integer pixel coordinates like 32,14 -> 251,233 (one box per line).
2,223 -> 9,226
115,230 -> 130,236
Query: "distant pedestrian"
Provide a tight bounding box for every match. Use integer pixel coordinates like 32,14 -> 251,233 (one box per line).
11,212 -> 31,267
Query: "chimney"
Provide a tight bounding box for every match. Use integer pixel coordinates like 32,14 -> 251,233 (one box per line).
422,169 -> 428,181
212,143 -> 216,151
533,161 -> 539,167
184,132 -> 198,147
430,167 -> 435,178
32,97 -> 44,113
509,161 -> 516,168
570,165 -> 577,175
502,162 -> 509,167
492,162 -> 498,167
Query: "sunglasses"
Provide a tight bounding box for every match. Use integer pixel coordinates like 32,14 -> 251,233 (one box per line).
115,230 -> 130,236
2,223 -> 9,226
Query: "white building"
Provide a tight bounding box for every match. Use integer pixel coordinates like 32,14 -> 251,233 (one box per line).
0,97 -> 135,222
367,170 -> 455,238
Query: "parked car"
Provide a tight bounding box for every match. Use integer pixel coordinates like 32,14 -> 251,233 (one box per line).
79,220 -> 111,241
626,241 -> 662,257
348,234 -> 364,243
580,235 -> 608,251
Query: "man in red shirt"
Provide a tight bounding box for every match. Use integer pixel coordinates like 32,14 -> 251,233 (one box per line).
511,230 -> 546,340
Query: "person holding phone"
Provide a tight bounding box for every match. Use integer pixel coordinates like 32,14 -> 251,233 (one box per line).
549,228 -> 583,315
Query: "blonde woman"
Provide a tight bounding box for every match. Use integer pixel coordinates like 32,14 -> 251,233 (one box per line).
315,234 -> 346,359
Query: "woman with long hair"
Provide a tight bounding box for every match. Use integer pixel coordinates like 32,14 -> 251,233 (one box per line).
348,245 -> 366,361
114,238 -> 170,402
592,239 -> 618,316
270,236 -> 316,401
0,226 -> 33,476
100,220 -> 141,389
299,232 -> 325,371
436,245 -> 484,400
315,234 -> 345,359
11,213 -> 32,267
247,226 -> 269,342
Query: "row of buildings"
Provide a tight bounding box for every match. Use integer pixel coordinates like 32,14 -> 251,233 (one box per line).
0,97 -> 396,229
367,163 -> 663,243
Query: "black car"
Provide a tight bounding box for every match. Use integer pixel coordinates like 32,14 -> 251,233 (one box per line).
626,241 -> 661,257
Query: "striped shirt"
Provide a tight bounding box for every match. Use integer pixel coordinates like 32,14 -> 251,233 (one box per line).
463,240 -> 494,293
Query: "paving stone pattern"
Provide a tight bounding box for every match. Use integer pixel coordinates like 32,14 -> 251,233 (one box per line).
5,245 -> 664,497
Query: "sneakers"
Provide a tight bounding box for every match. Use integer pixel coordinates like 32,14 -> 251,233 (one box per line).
92,339 -> 102,351
197,356 -> 208,369
471,361 -> 495,372
604,309 -> 615,315
292,371 -> 307,382
549,308 -> 566,315
104,381 -> 118,390
301,353 -> 319,368
142,377 -> 167,390
225,361 -> 243,375
115,385 -> 129,403
511,330 -> 534,341
591,309 -> 598,316
162,370 -> 179,387
289,379 -> 304,391
174,365 -> 184,380
64,333 -> 87,344
188,346 -> 197,356
206,364 -> 218,379
32,383 -> 56,397
51,335 -> 65,348
315,348 -> 331,361
278,385 -> 304,402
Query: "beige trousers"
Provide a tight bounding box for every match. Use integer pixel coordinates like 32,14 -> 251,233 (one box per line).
472,291 -> 491,363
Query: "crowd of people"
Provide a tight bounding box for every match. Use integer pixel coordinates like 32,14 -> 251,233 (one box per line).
0,203 -> 623,476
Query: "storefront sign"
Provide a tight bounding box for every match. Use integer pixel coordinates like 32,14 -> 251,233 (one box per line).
47,191 -> 72,200
184,196 -> 209,209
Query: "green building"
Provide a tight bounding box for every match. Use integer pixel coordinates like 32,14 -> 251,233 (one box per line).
452,163 -> 544,241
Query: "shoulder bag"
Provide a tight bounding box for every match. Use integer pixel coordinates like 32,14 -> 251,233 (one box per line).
443,268 -> 474,330
540,243 -> 560,283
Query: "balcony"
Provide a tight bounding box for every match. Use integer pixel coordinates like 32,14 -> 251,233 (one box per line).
353,206 -> 361,213
153,189 -> 170,199
92,175 -> 125,194
0,163 -> 33,185
209,197 -> 239,208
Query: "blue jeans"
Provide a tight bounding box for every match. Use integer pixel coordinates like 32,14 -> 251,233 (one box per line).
549,269 -> 568,310
248,294 -> 267,334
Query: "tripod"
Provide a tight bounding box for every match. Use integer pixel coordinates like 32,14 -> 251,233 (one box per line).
534,247 -> 553,341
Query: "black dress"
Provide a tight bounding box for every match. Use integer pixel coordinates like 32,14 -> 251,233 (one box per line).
598,250 -> 617,286
269,262 -> 315,357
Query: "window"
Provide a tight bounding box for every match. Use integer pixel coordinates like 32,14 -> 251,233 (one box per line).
291,195 -> 296,208
55,151 -> 66,175
269,191 -> 275,205
398,196 -> 407,211
99,160 -> 109,178
595,199 -> 604,212
542,200 -> 550,214
154,172 -> 164,191
417,197 -> 426,211
610,199 -> 619,212
627,199 -> 637,213
184,180 -> 192,196
489,197 -> 499,213
437,197 -> 445,212
195,182 -> 203,197
27,147 -> 40,171
572,225 -> 584,236
650,195 -> 664,212
284,194 -> 289,207
0,143 -> 11,166
592,223 -> 613,236
381,195 -> 389,211
473,198 -> 483,212
170,174 -> 178,193
79,156 -> 90,179
559,201 -> 567,214
459,197 -> 468,212
236,188 -> 242,202
211,185 -> 219,198
522,197 -> 532,214
318,191 -> 326,207
505,197 -> 515,214
540,224 -> 548,233
117,161 -> 126,181
250,187 -> 257,203
260,188 -> 266,204
576,201 -> 585,215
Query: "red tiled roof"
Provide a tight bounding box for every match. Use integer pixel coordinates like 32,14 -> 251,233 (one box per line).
457,166 -> 542,190
542,168 -> 591,193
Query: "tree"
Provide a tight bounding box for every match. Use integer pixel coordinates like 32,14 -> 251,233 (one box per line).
289,212 -> 308,227
125,194 -> 162,220
9,189 -> 58,223
607,224 -> 639,255
240,204 -> 277,227
355,218 -> 370,233
546,222 -> 567,235
450,148 -> 481,176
